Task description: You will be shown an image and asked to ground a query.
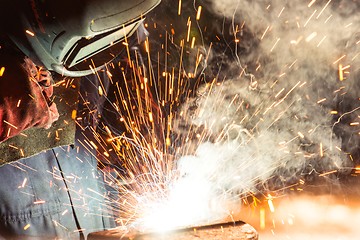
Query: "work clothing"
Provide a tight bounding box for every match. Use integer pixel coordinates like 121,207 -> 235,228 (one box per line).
0,143 -> 114,239
0,63 -> 116,238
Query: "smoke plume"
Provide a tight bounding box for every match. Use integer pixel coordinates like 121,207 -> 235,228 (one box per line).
170,0 -> 360,225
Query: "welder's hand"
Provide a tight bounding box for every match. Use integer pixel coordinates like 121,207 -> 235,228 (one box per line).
37,68 -> 54,99
23,57 -> 59,128
24,58 -> 54,100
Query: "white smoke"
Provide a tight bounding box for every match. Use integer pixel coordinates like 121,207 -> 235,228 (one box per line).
169,0 -> 359,224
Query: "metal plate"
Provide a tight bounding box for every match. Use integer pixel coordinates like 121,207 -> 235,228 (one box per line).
88,221 -> 258,240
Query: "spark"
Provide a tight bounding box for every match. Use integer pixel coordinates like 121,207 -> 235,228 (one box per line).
20,148 -> 25,157
304,10 -> 317,27
148,112 -> 153,123
352,53 -> 359,61
196,6 -> 202,20
261,26 -> 270,40
317,36 -> 327,47
297,132 -> 305,139
191,37 -> 196,48
23,224 -> 30,230
178,0 -> 182,15
21,178 -> 27,188
338,65 -> 344,81
270,38 -> 280,52
277,7 -> 285,18
288,60 -> 297,69
317,98 -> 326,104
320,142 -> 324,157
89,141 -> 98,149
25,30 -> 34,36
3,120 -> 18,129
305,32 -> 317,42
9,144 -> 19,150
308,0 -> 317,8
260,208 -> 266,229
333,55 -> 346,65
319,170 -> 337,177
316,0 -> 332,19
324,14 -> 332,23
268,198 -> 275,213
186,17 -> 191,42
344,22 -> 353,28
98,86 -> 104,96
16,99 -> 21,107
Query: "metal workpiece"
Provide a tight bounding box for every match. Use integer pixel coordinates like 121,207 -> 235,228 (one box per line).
88,221 -> 258,240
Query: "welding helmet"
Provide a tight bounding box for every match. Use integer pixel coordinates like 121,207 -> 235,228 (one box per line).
5,0 -> 160,77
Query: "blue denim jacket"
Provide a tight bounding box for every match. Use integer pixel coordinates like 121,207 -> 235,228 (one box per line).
0,74 -> 116,239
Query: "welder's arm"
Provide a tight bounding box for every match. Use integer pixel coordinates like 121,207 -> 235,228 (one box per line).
0,56 -> 59,143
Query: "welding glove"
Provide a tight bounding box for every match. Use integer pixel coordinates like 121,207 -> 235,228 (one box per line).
0,53 -> 59,143
23,57 -> 59,129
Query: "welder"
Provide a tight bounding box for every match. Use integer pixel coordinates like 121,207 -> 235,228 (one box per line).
0,0 -> 160,239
